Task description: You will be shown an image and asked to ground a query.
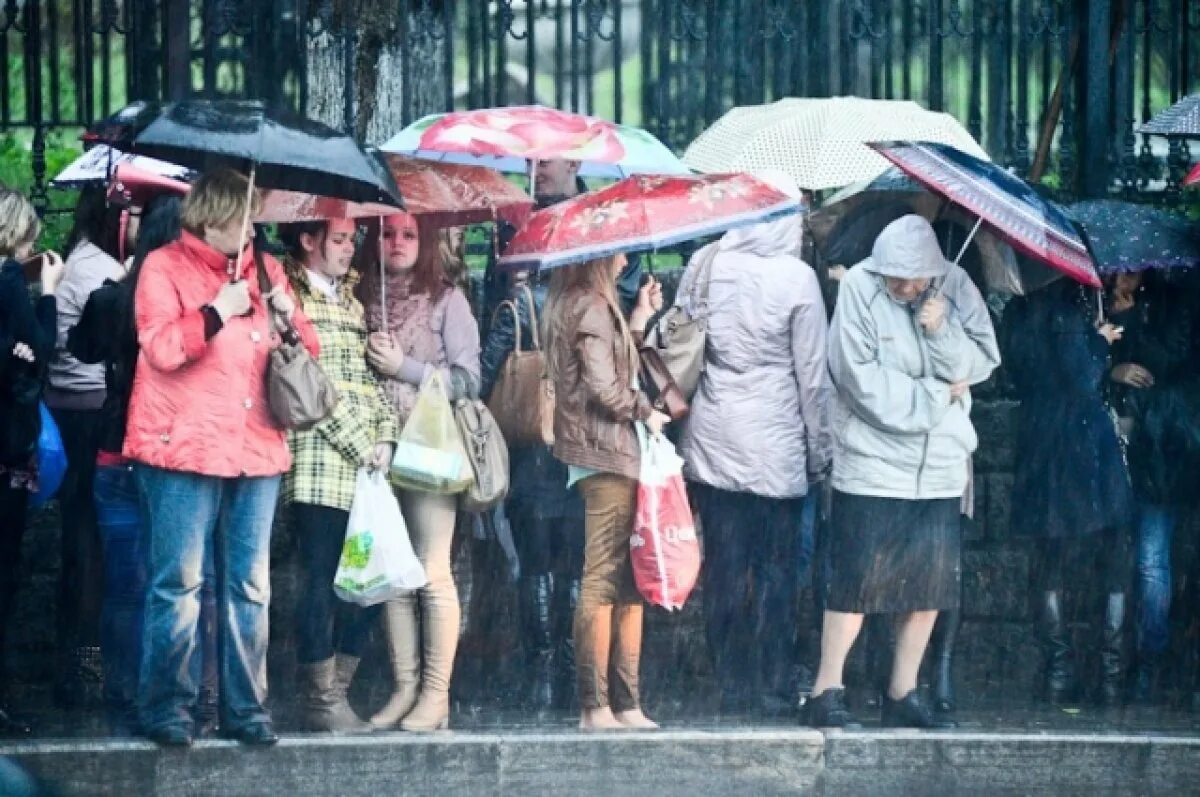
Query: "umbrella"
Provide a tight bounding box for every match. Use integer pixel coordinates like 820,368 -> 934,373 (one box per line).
1138,94 -> 1200,138
682,97 -> 989,191
130,99 -> 404,206
379,105 -> 689,179
50,144 -> 194,189
81,100 -> 161,148
1068,200 -> 1200,274
809,168 -> 1058,295
497,173 -> 802,271
869,141 -> 1102,288
256,154 -> 534,228
1184,163 -> 1200,187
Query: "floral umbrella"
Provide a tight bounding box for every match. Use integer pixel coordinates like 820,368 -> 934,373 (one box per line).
379,106 -> 689,179
498,173 -> 802,272
256,154 -> 534,228
1068,200 -> 1200,274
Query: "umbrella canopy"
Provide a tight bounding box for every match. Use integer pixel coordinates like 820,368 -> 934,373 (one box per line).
809,168 -> 1058,295
498,173 -> 801,271
1138,94 -> 1200,138
1068,200 -> 1200,274
870,141 -> 1101,288
81,100 -> 161,149
50,144 -> 193,189
130,99 -> 404,206
256,154 -> 534,227
682,97 -> 988,191
1185,162 -> 1200,187
379,106 -> 689,178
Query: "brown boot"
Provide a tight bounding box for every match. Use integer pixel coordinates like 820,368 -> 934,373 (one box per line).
334,654 -> 361,704
401,583 -> 460,732
298,658 -> 370,733
370,599 -> 421,730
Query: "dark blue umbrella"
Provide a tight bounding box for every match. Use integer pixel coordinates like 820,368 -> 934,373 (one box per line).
130,99 -> 404,207
870,141 -> 1101,288
1068,200 -> 1200,274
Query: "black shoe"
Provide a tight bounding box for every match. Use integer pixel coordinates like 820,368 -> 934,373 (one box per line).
881,689 -> 957,729
804,688 -> 861,729
145,725 -> 193,747
221,722 -> 279,746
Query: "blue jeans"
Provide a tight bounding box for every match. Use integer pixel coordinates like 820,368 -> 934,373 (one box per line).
136,466 -> 280,733
1135,502 -> 1176,655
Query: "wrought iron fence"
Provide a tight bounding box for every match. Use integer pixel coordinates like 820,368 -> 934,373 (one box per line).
3,0 -> 1197,212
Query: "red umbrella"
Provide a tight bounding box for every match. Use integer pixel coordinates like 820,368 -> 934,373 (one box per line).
1184,162 -> 1200,188
256,154 -> 534,227
497,173 -> 802,271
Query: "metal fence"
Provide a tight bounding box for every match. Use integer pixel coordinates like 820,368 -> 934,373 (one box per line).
3,0 -> 1198,211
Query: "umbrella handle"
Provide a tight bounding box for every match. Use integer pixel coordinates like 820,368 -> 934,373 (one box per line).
231,163 -> 257,281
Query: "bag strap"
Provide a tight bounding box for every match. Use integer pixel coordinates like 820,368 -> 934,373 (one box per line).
253,247 -> 300,347
518,285 -> 542,351
489,299 -> 522,354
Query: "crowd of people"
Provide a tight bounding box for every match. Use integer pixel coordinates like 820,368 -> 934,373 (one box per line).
0,153 -> 1196,747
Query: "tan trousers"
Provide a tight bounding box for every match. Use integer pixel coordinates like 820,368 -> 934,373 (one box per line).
574,473 -> 643,712
391,489 -> 460,695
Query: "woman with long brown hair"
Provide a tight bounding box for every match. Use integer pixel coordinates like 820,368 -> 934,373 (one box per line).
359,211 -> 480,732
545,252 -> 666,730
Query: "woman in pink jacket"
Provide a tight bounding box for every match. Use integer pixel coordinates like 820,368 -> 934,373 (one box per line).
125,168 -> 318,747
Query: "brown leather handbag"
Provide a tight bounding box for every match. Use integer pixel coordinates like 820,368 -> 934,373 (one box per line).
486,287 -> 556,446
638,345 -> 689,422
253,249 -> 338,431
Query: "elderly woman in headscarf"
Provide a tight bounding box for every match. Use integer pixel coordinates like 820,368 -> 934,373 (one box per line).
806,215 -> 999,729
677,170 -> 832,717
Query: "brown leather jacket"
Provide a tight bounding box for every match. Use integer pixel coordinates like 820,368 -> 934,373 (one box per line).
550,288 -> 653,480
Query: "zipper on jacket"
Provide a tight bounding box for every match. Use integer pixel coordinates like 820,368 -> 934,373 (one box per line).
910,310 -> 932,499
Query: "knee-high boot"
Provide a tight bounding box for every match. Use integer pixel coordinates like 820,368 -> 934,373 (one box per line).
1042,591 -> 1077,704
932,608 -> 961,715
1099,592 -> 1126,707
401,589 -> 460,731
521,572 -> 556,713
369,599 -> 420,729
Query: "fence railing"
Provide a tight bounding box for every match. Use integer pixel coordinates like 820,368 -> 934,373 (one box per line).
3,1 -> 1197,213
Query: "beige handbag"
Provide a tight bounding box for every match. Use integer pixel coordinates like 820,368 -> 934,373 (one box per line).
644,244 -> 717,399
486,287 -> 556,446
254,249 -> 338,431
454,398 -> 510,513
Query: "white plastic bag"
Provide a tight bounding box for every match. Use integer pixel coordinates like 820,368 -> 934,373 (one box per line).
334,469 -> 427,606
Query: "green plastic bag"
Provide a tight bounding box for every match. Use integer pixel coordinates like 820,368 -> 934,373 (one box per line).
389,371 -> 474,494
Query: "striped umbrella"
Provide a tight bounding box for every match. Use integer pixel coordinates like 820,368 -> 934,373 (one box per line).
498,173 -> 801,272
869,141 -> 1101,288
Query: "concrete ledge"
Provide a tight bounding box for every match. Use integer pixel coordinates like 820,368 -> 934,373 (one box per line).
3,729 -> 1199,796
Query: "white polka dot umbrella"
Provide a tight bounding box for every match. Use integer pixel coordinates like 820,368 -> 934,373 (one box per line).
683,97 -> 989,191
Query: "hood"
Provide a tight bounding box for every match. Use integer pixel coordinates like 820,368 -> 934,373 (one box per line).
860,214 -> 950,280
716,168 -> 805,259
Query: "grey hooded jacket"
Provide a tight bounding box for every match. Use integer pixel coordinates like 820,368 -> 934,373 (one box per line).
827,215 -> 1000,500
679,211 -> 833,499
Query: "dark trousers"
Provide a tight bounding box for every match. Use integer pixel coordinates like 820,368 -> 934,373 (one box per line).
694,483 -> 806,704
49,407 -> 104,652
291,503 -> 378,664
0,483 -> 29,688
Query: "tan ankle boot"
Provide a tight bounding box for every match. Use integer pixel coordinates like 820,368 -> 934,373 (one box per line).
370,599 -> 420,729
298,658 -> 370,733
400,582 -> 460,732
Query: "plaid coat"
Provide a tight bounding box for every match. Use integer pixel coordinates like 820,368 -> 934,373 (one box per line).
282,262 -> 399,510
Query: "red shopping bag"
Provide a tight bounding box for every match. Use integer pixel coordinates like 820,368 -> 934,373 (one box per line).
632,429 -> 700,610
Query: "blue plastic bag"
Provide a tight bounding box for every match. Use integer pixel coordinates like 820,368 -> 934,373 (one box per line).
31,403 -> 66,509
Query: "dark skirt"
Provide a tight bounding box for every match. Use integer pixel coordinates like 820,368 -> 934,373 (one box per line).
826,491 -> 961,615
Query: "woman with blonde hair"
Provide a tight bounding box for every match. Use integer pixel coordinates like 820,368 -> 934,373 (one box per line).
0,188 -> 64,735
360,211 -> 480,731
127,168 -> 318,746
545,252 -> 666,730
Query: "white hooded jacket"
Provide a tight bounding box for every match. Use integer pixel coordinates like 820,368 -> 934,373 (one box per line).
827,215 -> 1000,500
679,178 -> 832,499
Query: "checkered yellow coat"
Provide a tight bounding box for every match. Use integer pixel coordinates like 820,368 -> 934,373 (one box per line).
282,262 -> 399,510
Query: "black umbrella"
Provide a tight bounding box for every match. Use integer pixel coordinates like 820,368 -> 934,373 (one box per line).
1138,94 -> 1200,139
82,100 -> 162,149
129,99 -> 404,207
1068,200 -> 1200,274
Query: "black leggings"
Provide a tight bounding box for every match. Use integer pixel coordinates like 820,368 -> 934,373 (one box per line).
0,483 -> 29,682
1038,526 -> 1131,594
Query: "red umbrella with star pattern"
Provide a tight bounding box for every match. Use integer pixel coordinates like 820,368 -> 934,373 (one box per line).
497,172 -> 802,271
